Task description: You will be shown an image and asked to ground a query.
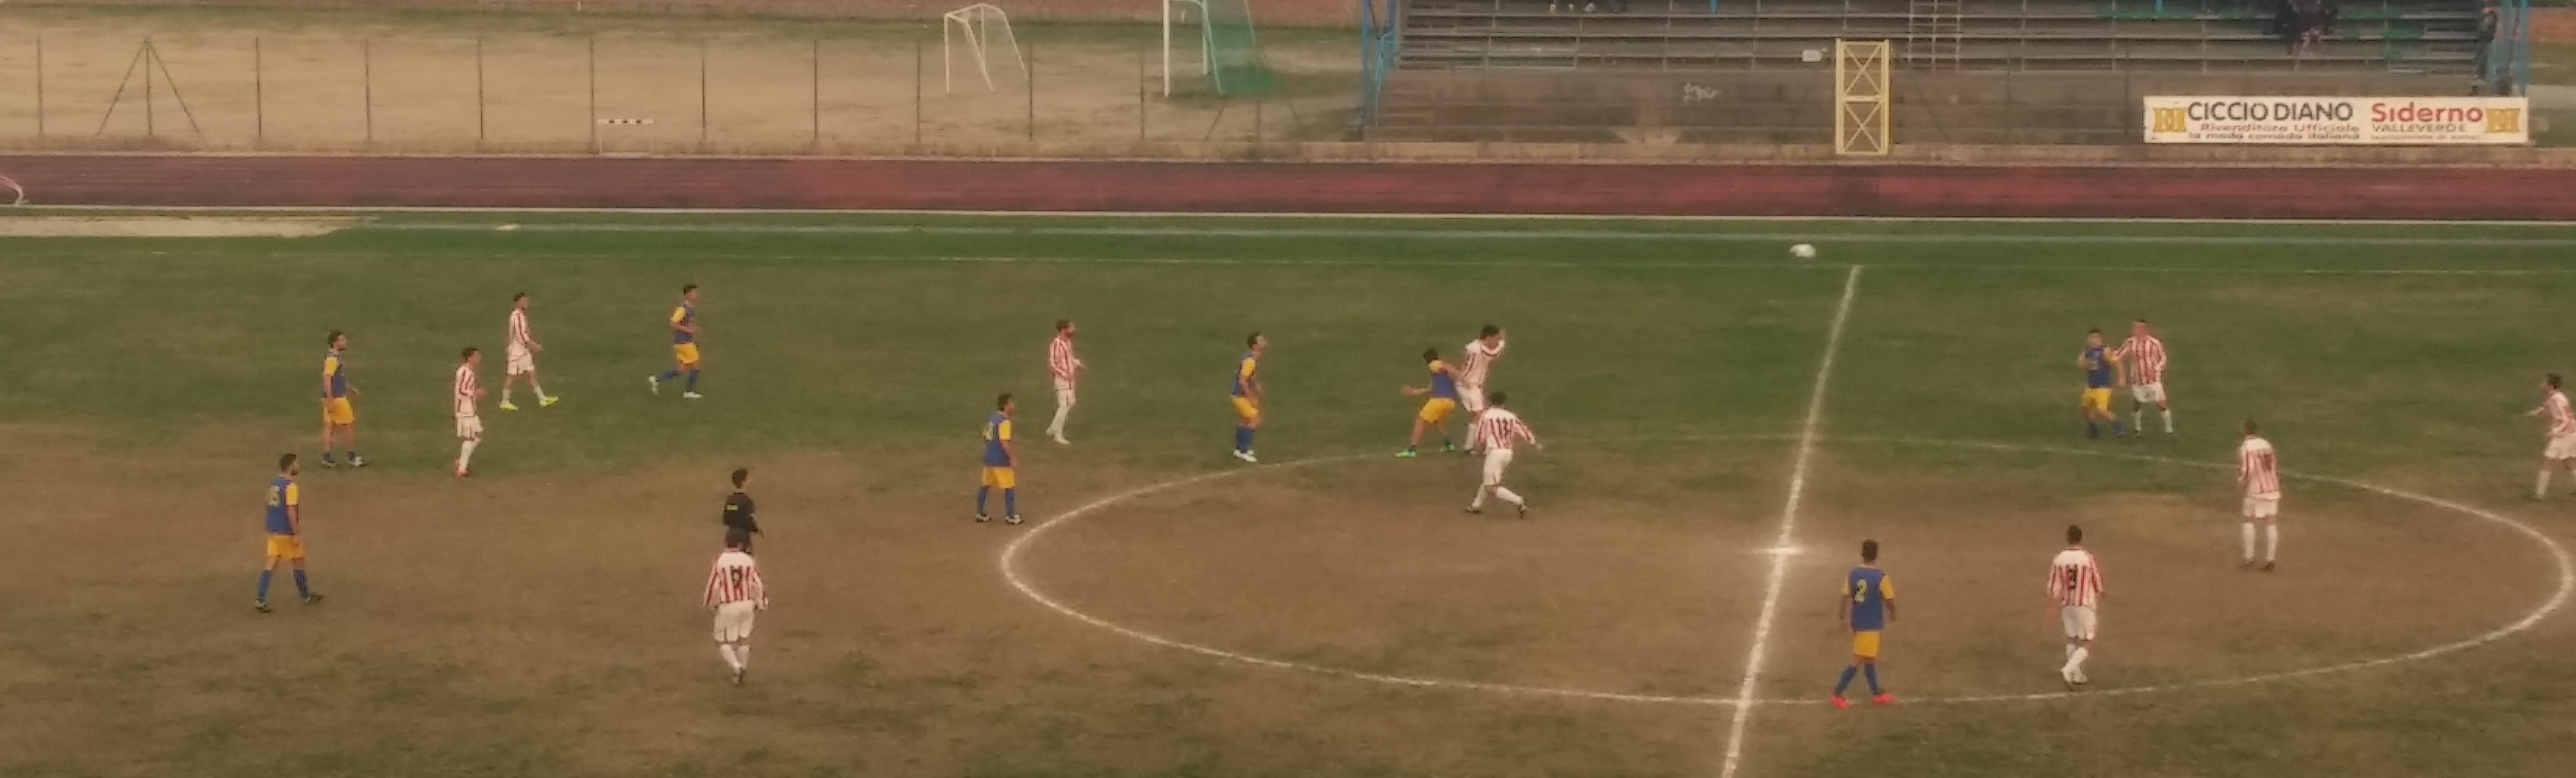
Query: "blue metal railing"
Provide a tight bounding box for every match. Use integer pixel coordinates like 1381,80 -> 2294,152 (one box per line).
2481,0 -> 2531,96
1355,0 -> 1407,129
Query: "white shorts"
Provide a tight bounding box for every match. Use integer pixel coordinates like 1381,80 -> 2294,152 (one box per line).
1481,448 -> 1514,487
455,414 -> 483,440
1053,382 -> 1076,407
2130,382 -> 2165,403
505,345 -> 535,375
2242,494 -> 2279,520
2060,605 -> 2098,642
712,600 -> 757,642
1460,384 -> 1487,413
2547,434 -> 2576,460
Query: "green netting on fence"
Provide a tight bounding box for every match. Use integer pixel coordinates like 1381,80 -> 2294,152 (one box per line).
1205,0 -> 1278,95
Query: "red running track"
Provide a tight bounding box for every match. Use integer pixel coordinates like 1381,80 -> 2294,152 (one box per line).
1,155 -> 2570,220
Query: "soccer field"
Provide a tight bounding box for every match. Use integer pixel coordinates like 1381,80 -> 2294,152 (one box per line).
3,211 -> 2574,777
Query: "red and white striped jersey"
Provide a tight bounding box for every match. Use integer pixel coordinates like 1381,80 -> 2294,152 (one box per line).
451,362 -> 480,417
2114,335 -> 2167,385
2046,548 -> 2105,608
702,549 -> 766,608
2544,391 -> 2576,436
1471,408 -> 1536,452
1048,334 -> 1081,381
2238,435 -> 2281,497
507,309 -> 534,350
1460,338 -> 1506,385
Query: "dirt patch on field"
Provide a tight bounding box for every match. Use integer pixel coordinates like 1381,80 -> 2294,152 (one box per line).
0,215 -> 355,237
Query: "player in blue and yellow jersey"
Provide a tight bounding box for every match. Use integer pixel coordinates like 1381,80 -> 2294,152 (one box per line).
1230,333 -> 1267,463
1398,347 -> 1461,458
648,284 -> 705,400
2079,328 -> 2126,439
256,453 -> 323,613
976,393 -> 1022,525
1831,539 -> 1895,708
318,331 -> 365,468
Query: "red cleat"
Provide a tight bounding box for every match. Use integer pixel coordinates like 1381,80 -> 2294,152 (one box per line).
1871,693 -> 1895,706
1829,695 -> 1852,709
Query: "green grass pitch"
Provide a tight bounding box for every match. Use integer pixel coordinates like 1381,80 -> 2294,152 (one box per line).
1,211 -> 2574,777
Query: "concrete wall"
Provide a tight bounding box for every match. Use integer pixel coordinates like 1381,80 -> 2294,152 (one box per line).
5,0 -> 1363,26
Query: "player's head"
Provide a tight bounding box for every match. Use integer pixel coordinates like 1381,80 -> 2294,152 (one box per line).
461,346 -> 481,364
1487,390 -> 1508,407
513,292 -> 528,309
1860,540 -> 1879,563
1056,318 -> 1074,336
731,467 -> 750,489
1247,332 -> 1266,352
327,330 -> 346,350
2065,525 -> 2084,545
1479,324 -> 1502,342
2242,419 -> 2258,436
2131,318 -> 2149,337
278,452 -> 299,476
2086,328 -> 2102,347
1422,347 -> 1440,363
997,392 -> 1014,413
723,527 -> 751,550
681,283 -> 700,302
2549,374 -> 2564,391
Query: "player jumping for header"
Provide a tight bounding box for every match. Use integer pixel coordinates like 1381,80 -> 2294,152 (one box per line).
2078,328 -> 2126,439
648,284 -> 704,400
499,292 -> 559,411
2530,374 -> 2576,500
1398,347 -> 1462,457
1830,539 -> 1897,709
256,453 -> 324,612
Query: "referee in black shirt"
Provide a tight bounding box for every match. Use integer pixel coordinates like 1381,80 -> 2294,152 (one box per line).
723,468 -> 760,552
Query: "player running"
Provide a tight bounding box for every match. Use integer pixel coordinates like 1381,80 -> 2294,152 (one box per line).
498,292 -> 559,411
2078,328 -> 2126,439
648,284 -> 704,400
1459,326 -> 1506,453
2238,421 -> 2282,570
977,393 -> 1023,525
2047,525 -> 2105,689
1045,319 -> 1084,445
1397,347 -> 1462,457
1464,391 -> 1540,517
255,453 -> 323,613
2531,374 -> 2576,500
318,331 -> 365,468
1230,333 -> 1266,463
2110,318 -> 2172,437
702,528 -> 767,687
1830,540 -> 1897,709
453,347 -> 485,478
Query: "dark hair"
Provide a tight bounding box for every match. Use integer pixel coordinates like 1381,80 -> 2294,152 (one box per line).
2066,525 -> 2084,544
1246,332 -> 1262,347
2243,419 -> 2259,435
731,468 -> 749,488
278,453 -> 299,471
1487,390 -> 1507,406
2552,374 -> 2564,390
2087,327 -> 2101,335
1422,347 -> 1439,362
327,330 -> 345,347
1860,540 -> 1879,562
1479,325 -> 1502,338
513,292 -> 527,302
996,393 -> 1013,410
682,283 -> 699,294
2134,318 -> 2147,325
724,527 -> 751,549
1055,318 -> 1073,332
461,346 -> 479,359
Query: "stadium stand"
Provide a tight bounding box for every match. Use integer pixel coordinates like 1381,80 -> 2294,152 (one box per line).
1360,0 -> 2499,143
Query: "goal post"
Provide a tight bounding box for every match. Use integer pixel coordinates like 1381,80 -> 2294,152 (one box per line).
942,3 -> 1025,94
1162,0 -> 1213,97
1164,0 -> 1274,97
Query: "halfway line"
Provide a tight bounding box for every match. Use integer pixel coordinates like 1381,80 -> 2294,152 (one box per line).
1718,264 -> 1863,778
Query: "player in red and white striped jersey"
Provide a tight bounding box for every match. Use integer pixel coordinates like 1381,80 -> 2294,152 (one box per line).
498,293 -> 557,411
2530,374 -> 2576,499
2045,525 -> 2105,688
703,528 -> 768,686
1045,319 -> 1084,445
1464,391 -> 1540,517
2237,421 -> 2282,570
1458,325 -> 1506,452
452,347 -> 484,478
2110,319 -> 2173,436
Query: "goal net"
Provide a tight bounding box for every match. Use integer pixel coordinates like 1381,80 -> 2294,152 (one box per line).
1165,0 -> 1276,97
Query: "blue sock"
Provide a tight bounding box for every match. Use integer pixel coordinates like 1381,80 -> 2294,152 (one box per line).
976,486 -> 990,515
1234,426 -> 1251,452
2112,420 -> 2126,435
320,453 -> 335,465
1834,665 -> 1858,695
685,370 -> 700,391
1243,428 -> 1257,451
1864,664 -> 1881,694
1004,489 -> 1017,516
2086,422 -> 2100,438
292,570 -> 310,598
256,570 -> 273,601
655,369 -> 681,382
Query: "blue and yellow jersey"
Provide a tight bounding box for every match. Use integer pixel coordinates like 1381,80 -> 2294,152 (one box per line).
671,303 -> 697,345
2081,345 -> 2115,388
321,351 -> 349,398
264,476 -> 299,535
982,412 -> 1014,466
1427,359 -> 1459,400
1845,566 -> 1893,631
1230,352 -> 1259,396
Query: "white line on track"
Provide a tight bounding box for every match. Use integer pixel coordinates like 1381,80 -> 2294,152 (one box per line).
1718,265 -> 1864,778
346,220 -> 2576,247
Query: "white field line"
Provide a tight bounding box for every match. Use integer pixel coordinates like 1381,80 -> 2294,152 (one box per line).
1718,265 -> 1865,778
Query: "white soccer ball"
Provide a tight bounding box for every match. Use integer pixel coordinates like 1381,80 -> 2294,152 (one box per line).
1790,243 -> 1817,260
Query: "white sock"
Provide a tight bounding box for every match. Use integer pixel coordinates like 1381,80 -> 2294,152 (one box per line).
2130,408 -> 2143,431
532,380 -> 549,400
2264,523 -> 2278,562
718,644 -> 742,672
2063,646 -> 2089,675
2240,522 -> 2256,562
1469,487 -> 1489,509
458,439 -> 479,470
2063,642 -> 2076,661
2160,408 -> 2174,433
1494,486 -> 1525,507
502,386 -> 513,403
2541,470 -> 2554,499
735,644 -> 751,669
1049,404 -> 1071,437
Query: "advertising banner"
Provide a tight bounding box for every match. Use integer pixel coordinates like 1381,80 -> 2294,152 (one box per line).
2143,96 -> 2529,144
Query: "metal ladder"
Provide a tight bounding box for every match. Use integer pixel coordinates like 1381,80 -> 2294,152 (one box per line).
1904,0 -> 1964,69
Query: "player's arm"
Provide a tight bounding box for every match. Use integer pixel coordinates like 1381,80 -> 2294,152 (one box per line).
747,564 -> 768,611
284,484 -> 301,535
670,307 -> 695,336
1524,424 -> 1542,451
1835,587 -> 1852,631
702,563 -> 721,609
1881,578 -> 1895,623
1001,422 -> 1018,468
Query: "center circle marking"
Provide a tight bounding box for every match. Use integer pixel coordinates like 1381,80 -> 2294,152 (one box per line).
998,435 -> 2576,707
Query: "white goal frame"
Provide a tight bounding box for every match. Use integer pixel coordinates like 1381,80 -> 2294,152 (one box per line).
1162,0 -> 1216,97
942,3 -> 1025,94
